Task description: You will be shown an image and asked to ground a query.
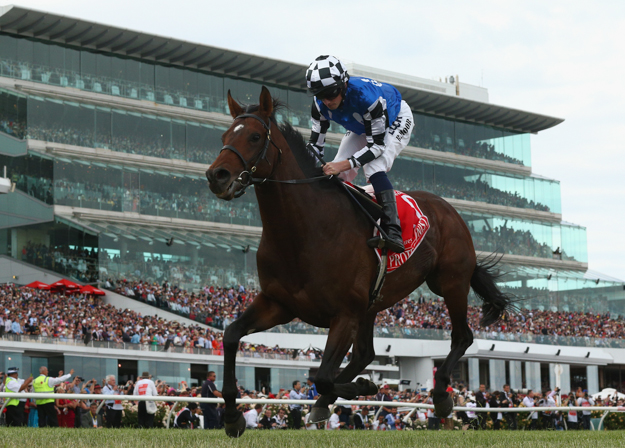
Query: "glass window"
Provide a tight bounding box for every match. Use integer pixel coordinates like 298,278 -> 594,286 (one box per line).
149,116 -> 173,158
172,120 -> 186,160
17,38 -> 34,65
32,41 -> 51,84
186,122 -> 224,164
64,102 -> 94,143
54,159 -> 122,212
125,58 -> 141,83
95,107 -> 112,148
111,109 -> 140,154
80,50 -> 96,76
198,72 -> 224,113
155,64 -> 170,103
48,45 -> 65,86
0,90 -> 26,138
168,66 -> 184,95
1,153 -> 53,203
140,62 -> 155,100
110,56 -> 126,81
464,214 -> 551,258
122,170 -> 141,213
561,224 -> 587,262
0,34 -> 17,63
182,70 -> 198,98
287,90 -> 310,128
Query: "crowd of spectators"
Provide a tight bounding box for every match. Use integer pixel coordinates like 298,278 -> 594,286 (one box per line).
395,177 -> 551,212
25,124 -> 217,165
409,132 -> 524,166
2,281 -> 625,430
471,225 -> 560,259
0,111 -> 25,139
1,363 -> 620,430
10,169 -> 553,239
3,57 -> 529,169
0,284 -> 313,360
21,242 -> 99,284
0,58 -> 314,139
111,279 -> 625,347
98,251 -> 258,293
19,240 -> 258,291
52,177 -> 260,225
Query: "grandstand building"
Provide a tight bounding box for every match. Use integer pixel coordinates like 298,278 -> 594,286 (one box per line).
1,5 -> 624,393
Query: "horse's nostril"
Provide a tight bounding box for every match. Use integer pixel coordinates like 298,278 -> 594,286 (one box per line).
206,168 -> 231,185
215,168 -> 231,182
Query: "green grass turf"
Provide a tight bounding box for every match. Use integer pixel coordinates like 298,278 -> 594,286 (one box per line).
2,428 -> 625,448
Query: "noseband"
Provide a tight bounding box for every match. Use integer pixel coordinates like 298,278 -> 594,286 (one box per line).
218,113 -> 330,197
219,113 -> 282,197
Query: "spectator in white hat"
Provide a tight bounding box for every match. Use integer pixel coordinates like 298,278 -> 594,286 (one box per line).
4,366 -> 33,426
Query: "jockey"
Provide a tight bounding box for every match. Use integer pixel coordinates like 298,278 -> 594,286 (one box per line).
305,55 -> 414,254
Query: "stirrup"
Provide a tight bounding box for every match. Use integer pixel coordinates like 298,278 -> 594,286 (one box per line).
367,235 -> 404,253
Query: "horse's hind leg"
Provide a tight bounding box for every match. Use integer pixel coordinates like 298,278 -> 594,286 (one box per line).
221,293 -> 292,437
309,315 -> 378,423
427,275 -> 473,418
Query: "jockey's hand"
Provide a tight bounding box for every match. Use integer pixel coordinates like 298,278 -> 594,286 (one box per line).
323,160 -> 351,176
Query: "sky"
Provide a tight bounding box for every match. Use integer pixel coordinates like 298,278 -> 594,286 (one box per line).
8,0 -> 625,280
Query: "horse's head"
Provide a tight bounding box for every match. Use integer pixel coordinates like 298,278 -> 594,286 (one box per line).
206,86 -> 277,201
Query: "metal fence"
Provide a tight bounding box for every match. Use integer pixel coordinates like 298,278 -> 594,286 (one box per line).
1,393 -> 624,430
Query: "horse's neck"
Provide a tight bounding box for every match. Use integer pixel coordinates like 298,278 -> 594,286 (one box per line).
254,151 -> 344,239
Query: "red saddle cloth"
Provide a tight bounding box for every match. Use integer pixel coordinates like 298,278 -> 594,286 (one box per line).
371,189 -> 430,272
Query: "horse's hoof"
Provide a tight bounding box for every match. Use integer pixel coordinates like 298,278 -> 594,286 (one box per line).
356,377 -> 379,396
224,412 -> 246,438
433,394 -> 454,418
308,406 -> 331,424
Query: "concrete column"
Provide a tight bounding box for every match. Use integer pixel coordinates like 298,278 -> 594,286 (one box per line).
399,357 -> 434,391
489,359 -> 506,392
468,358 -> 480,392
190,245 -> 199,265
120,239 -> 128,261
587,365 -> 599,395
525,362 -> 541,392
10,228 -> 18,258
549,363 -> 571,394
509,361 -> 523,390
560,364 -> 571,393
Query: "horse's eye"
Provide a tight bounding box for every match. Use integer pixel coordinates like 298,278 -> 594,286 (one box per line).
250,133 -> 261,142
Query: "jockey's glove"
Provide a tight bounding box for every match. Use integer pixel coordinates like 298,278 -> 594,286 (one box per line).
306,143 -> 324,160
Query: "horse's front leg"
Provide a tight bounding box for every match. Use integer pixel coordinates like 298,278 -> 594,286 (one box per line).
309,315 -> 378,422
308,316 -> 364,423
222,293 -> 292,438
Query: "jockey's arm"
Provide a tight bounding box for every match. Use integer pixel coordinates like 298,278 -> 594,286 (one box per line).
308,99 -> 329,157
346,96 -> 387,170
323,97 -> 388,176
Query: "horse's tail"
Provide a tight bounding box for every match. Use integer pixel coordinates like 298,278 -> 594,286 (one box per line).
470,253 -> 518,327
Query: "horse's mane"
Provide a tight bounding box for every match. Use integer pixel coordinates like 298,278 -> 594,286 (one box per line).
243,100 -> 323,179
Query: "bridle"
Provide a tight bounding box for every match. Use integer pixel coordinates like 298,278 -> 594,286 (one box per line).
219,113 -> 329,198
219,113 -> 281,195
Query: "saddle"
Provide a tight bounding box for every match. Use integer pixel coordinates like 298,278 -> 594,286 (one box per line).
338,180 -> 430,310
342,183 -> 383,221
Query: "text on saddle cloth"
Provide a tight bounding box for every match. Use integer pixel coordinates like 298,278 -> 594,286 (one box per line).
361,186 -> 430,272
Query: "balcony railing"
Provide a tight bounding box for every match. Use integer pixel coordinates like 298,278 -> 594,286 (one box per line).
0,334 -> 321,362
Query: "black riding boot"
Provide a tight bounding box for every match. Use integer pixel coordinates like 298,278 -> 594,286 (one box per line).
367,189 -> 405,253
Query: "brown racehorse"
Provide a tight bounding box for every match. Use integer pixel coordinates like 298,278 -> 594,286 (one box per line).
206,87 -> 514,437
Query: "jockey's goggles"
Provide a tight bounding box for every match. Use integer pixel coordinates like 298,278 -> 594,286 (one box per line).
316,85 -> 342,101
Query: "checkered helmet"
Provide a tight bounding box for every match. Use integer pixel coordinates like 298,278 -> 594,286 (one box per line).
305,55 -> 349,96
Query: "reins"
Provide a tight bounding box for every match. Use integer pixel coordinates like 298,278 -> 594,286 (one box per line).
219,113 -> 330,197
219,110 -> 389,308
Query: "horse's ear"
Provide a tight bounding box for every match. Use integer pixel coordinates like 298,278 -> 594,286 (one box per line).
258,86 -> 273,118
227,90 -> 244,118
